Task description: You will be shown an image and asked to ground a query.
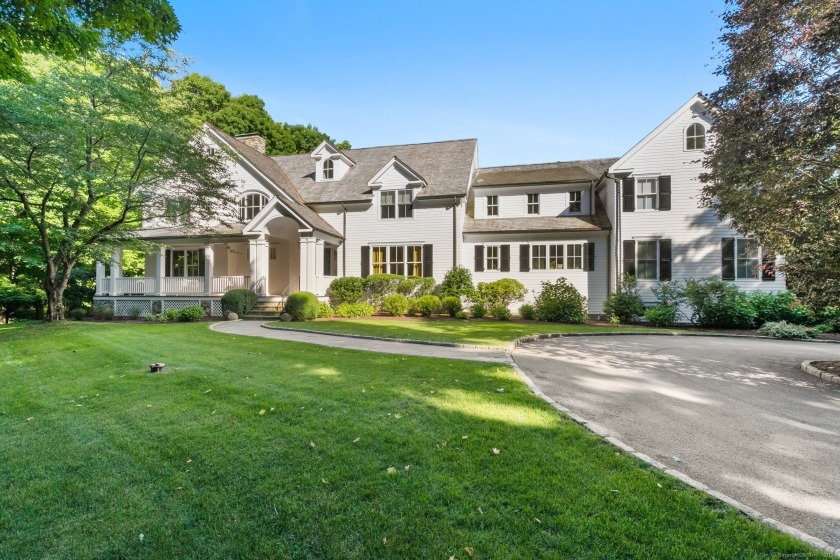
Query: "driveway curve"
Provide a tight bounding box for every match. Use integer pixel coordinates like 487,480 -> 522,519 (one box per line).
512,335 -> 840,548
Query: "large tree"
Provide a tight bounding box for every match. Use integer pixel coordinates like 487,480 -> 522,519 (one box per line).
0,52 -> 238,320
0,0 -> 180,81
700,0 -> 840,308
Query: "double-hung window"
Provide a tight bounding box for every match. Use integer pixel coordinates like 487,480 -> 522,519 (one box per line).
636,179 -> 657,210
736,239 -> 759,278
486,246 -> 499,270
398,190 -> 413,218
549,245 -> 564,270
623,239 -> 670,281
486,195 -> 499,217
527,193 -> 540,215
371,245 -> 423,277
323,159 -> 334,179
381,190 -> 413,219
636,241 -> 658,279
380,191 -> 395,219
531,245 -> 547,270
169,249 -> 202,277
566,244 -> 583,270
569,191 -> 582,213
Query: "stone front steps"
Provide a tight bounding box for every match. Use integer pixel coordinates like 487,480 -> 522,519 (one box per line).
241,296 -> 287,320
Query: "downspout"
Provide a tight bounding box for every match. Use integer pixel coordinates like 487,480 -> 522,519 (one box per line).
452,196 -> 458,269
606,174 -> 621,293
341,203 -> 347,276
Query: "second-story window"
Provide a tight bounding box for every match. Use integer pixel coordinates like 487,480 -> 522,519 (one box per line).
381,190 -> 413,219
398,190 -> 413,218
486,195 -> 499,216
569,191 -> 582,213
239,193 -> 268,222
381,191 -> 395,219
527,193 -> 540,215
323,159 -> 334,179
636,178 -> 658,210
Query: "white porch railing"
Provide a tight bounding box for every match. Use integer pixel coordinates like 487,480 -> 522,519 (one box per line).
115,277 -> 158,294
162,276 -> 205,294
212,276 -> 251,293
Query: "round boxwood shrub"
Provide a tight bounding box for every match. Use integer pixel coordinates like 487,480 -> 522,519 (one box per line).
406,298 -> 420,316
317,302 -> 333,318
221,289 -> 258,317
644,304 -> 678,327
285,291 -> 320,321
519,304 -> 536,320
177,305 -> 205,322
440,296 -> 462,317
491,305 -> 511,320
471,302 -> 487,319
336,302 -> 375,318
382,294 -> 410,317
397,277 -> 436,298
327,277 -> 364,305
415,295 -> 441,317
534,278 -> 587,324
477,278 -> 527,308
454,310 -> 468,320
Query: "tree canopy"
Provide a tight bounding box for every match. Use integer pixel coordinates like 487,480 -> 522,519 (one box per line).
700,0 -> 840,308
0,0 -> 180,81
170,73 -> 351,155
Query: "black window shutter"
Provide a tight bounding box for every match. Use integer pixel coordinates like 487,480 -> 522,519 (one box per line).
198,248 -> 206,277
422,244 -> 433,278
659,239 -> 671,281
659,176 -> 671,211
721,238 -> 735,280
623,240 -> 636,277
623,178 -> 635,212
583,242 -> 595,271
165,249 -> 171,277
519,244 -> 530,272
500,245 -> 510,272
361,246 -> 370,278
761,249 -> 776,281
474,245 -> 485,272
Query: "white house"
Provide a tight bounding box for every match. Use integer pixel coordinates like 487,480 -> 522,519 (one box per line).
93,94 -> 782,317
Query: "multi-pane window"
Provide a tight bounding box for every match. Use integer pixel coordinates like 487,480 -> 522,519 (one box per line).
381,190 -> 413,219
636,178 -> 657,210
239,193 -> 267,222
566,244 -> 583,270
569,191 -> 582,213
486,195 -> 499,216
323,159 -> 334,179
371,245 -> 423,277
531,245 -> 547,270
736,239 -> 760,279
636,240 -> 658,279
549,245 -> 564,270
686,123 -> 706,150
380,191 -> 395,219
398,190 -> 413,218
171,249 -> 201,277
527,193 -> 540,214
486,246 -> 499,270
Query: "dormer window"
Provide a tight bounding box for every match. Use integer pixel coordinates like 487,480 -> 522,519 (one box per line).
323,159 -> 334,180
381,190 -> 413,219
686,123 -> 706,150
239,193 -> 267,222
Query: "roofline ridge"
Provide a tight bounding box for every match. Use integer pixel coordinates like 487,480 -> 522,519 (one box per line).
478,157 -> 620,171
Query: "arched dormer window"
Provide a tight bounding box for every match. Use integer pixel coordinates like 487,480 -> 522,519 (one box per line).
686,123 -> 706,150
323,159 -> 334,180
238,192 -> 267,222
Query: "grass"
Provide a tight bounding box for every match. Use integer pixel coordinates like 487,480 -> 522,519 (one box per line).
0,321 -> 829,559
265,317 -> 672,346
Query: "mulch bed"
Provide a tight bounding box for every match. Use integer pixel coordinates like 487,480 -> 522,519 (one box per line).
810,361 -> 840,373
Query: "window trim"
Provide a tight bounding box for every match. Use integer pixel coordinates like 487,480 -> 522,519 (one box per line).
486,195 -> 499,217
238,192 -> 268,222
735,238 -> 761,280
527,193 -> 540,215
323,158 -> 334,180
168,248 -> 203,278
569,191 -> 582,213
635,177 -> 658,211
485,245 -> 500,270
635,239 -> 659,280
371,244 -> 424,277
685,122 -> 706,151
380,189 -> 414,220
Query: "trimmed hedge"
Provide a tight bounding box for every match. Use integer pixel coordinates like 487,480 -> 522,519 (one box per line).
336,302 -> 375,318
415,295 -> 441,317
440,296 -> 462,318
382,294 -> 410,317
534,278 -> 587,324
317,302 -> 333,318
177,305 -> 205,322
285,291 -> 320,321
221,289 -> 258,317
327,277 -> 364,305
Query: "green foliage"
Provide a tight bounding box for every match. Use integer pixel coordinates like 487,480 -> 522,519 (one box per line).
440,296 -> 462,318
491,305 -> 511,321
396,277 -> 436,298
335,302 -> 375,318
284,292 -> 319,321
816,307 -> 840,333
67,308 -> 87,321
477,279 -> 527,309
90,303 -> 114,321
176,306 -> 204,322
471,303 -> 487,319
533,279 -> 588,324
381,294 -> 410,317
683,278 -> 756,329
317,302 -> 333,319
161,309 -> 180,322
603,275 -> 645,324
519,304 -> 536,320
221,289 -> 258,317
0,281 -> 44,322
363,274 -> 403,308
647,280 -> 685,326
758,321 -> 816,340
644,304 -> 678,327
454,310 -> 468,320
747,291 -> 813,326
415,295 -> 441,317
438,266 -> 475,300
405,298 -> 419,317
327,277 -> 364,305
127,305 -> 143,319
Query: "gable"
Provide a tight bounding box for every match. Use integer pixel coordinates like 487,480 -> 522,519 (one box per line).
368,156 -> 426,190
311,139 -> 355,182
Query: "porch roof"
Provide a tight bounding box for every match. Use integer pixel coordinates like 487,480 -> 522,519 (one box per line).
133,224 -> 246,240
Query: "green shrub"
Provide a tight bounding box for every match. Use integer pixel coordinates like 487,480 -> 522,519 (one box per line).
0,281 -> 45,322
126,305 -> 143,319
471,303 -> 487,319
396,277 -> 436,298
285,291 -> 320,321
438,266 -> 475,300
317,302 -> 333,318
221,289 -> 258,316
335,302 -> 375,318
491,305 -> 511,320
415,295 -> 441,317
382,294 -> 410,316
477,278 -> 527,308
67,308 -> 87,321
405,298 -> 419,316
440,296 -> 462,317
327,277 -> 364,305
519,304 -> 536,320
534,278 -> 587,324
454,310 -> 468,320
90,303 -> 115,321
817,307 -> 840,333
644,304 -> 678,327
161,309 -> 180,322
177,305 -> 205,322
748,291 -> 813,326
603,275 -> 645,324
683,277 -> 756,328
363,274 -> 403,308
758,321 -> 816,340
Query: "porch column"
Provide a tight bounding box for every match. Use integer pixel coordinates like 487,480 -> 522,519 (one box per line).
204,244 -> 214,295
299,236 -> 316,293
110,249 -> 123,296
95,261 -> 106,295
155,247 -> 165,295
315,239 -> 325,296
249,235 -> 269,295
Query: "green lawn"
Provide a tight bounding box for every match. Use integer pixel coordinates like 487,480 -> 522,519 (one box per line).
266,317 -> 672,346
0,321 -> 827,559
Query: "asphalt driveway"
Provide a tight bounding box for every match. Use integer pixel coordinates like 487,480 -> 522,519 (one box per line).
512,335 -> 840,549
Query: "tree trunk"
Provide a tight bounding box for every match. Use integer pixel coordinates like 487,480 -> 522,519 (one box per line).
44,262 -> 73,322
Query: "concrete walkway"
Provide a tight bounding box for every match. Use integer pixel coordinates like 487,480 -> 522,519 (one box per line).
210,320 -> 510,363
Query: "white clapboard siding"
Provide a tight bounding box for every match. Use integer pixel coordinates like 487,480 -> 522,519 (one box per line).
474,185 -> 590,220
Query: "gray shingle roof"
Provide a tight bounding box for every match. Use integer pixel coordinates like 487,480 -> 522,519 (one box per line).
133,224 -> 246,239
474,158 -> 619,188
271,139 -> 477,203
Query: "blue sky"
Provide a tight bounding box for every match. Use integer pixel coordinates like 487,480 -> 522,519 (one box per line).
170,0 -> 726,166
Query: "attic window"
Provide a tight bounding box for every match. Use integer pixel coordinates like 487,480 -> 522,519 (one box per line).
239,193 -> 267,221
323,159 -> 334,180
686,123 -> 706,150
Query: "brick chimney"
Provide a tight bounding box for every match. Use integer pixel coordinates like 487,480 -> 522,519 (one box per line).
234,132 -> 266,154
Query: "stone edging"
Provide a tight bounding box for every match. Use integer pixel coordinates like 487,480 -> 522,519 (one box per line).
505,354 -> 839,557
801,361 -> 840,385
